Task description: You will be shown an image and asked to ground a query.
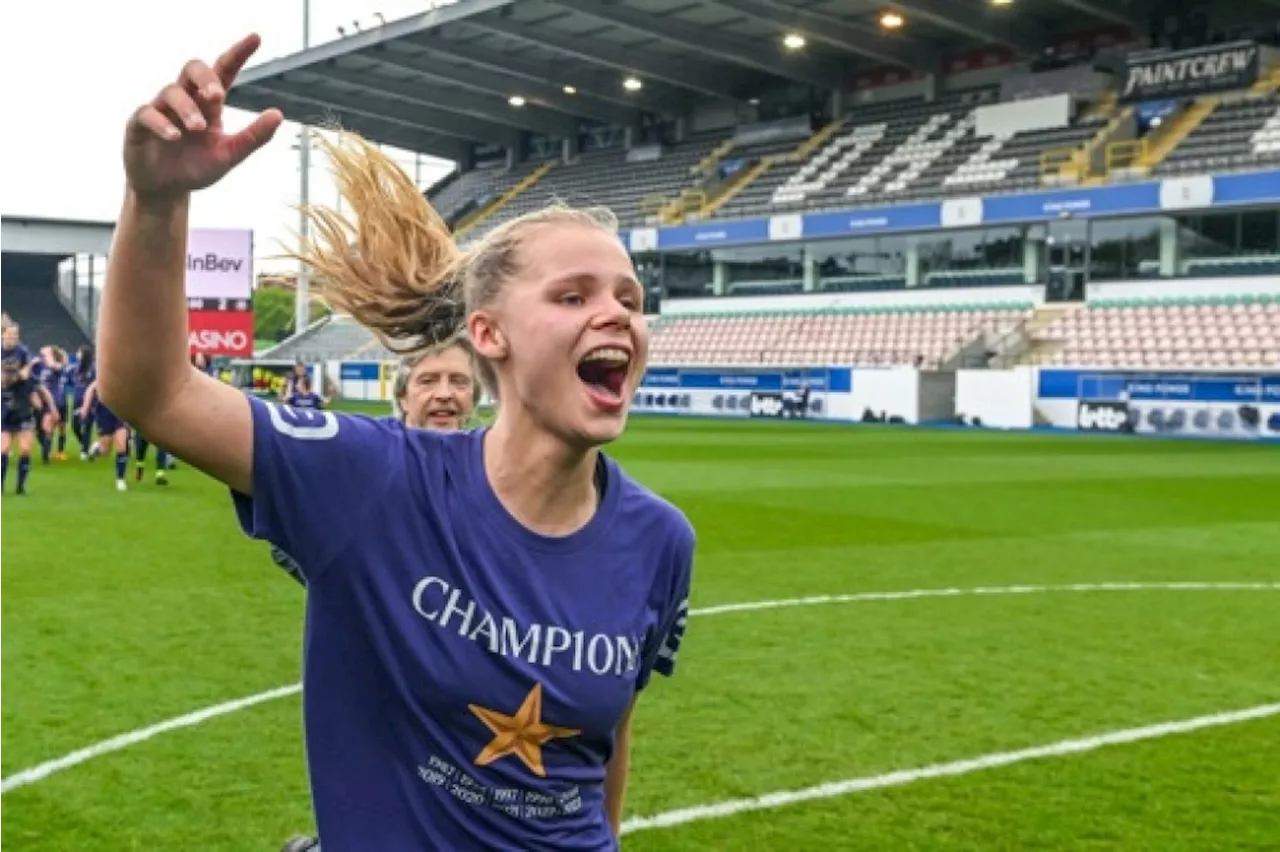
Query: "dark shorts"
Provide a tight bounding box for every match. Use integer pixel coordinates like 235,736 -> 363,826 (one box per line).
95,404 -> 126,435
2,399 -> 35,433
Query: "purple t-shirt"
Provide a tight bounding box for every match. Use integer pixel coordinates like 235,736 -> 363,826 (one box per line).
232,397 -> 694,851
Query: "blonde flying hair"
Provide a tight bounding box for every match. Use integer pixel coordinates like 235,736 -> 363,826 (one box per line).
292,131 -> 619,398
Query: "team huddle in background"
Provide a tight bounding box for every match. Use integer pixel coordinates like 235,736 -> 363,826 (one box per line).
1,313 -> 316,494
1,310 -> 483,500
2,315 -> 91,495
2,313 -> 207,494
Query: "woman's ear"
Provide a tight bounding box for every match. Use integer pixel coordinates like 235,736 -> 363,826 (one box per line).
467,310 -> 508,363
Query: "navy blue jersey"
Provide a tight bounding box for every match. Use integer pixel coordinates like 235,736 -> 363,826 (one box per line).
46,364 -> 70,404
29,357 -> 49,385
2,343 -> 31,401
75,362 -> 97,407
1,387 -> 36,430
286,392 -> 325,410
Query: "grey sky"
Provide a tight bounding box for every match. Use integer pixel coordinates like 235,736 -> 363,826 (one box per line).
0,0 -> 457,272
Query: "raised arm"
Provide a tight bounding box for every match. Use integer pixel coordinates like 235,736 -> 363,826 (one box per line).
97,34 -> 281,495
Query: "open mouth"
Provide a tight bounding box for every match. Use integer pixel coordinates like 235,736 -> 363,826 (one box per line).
576,346 -> 631,402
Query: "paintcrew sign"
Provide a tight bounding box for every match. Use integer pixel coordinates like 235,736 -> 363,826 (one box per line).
1120,41 -> 1260,103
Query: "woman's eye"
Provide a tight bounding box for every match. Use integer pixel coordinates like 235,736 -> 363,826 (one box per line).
560,293 -> 584,306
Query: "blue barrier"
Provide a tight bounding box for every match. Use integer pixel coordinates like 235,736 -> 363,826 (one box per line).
641,366 -> 851,392
1042,369 -> 1280,441
620,168 -> 1280,253
634,367 -> 853,419
1039,369 -> 1280,401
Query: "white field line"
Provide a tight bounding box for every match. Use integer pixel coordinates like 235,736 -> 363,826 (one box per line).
0,684 -> 301,794
2,580 -> 1277,796
620,702 -> 1280,834
690,580 -> 1280,617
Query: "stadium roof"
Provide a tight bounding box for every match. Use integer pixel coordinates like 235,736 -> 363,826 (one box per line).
1,215 -> 115,257
228,0 -> 1142,161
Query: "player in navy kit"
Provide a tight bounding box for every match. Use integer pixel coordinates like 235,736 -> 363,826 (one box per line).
2,323 -> 38,493
98,35 -> 693,852
41,347 -> 73,461
80,378 -> 132,491
132,434 -> 171,485
28,346 -> 69,463
70,346 -> 96,458
283,376 -> 326,410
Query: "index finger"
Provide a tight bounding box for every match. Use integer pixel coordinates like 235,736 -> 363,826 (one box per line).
212,33 -> 263,88
181,59 -> 224,102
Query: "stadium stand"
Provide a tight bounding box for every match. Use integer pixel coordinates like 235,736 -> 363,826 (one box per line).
429,159 -> 551,228
1031,293 -> 1280,369
219,3 -> 1280,392
437,90 -> 1114,230
0,275 -> 89,351
465,133 -> 727,236
263,315 -> 383,362
648,303 -> 1032,368
1154,92 -> 1280,176
722,89 -> 1112,219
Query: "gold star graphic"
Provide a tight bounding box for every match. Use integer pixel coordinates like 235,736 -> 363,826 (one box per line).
468,683 -> 581,778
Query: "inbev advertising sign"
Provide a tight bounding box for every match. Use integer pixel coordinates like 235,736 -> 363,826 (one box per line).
188,309 -> 254,358
186,228 -> 253,300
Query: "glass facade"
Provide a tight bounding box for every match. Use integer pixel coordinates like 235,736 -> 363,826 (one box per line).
645,208 -> 1280,300
57,254 -> 108,332
1086,216 -> 1162,280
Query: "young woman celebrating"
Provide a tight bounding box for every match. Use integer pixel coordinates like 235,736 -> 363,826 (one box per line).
97,34 -> 694,852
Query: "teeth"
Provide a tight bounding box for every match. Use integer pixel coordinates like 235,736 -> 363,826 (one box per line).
581,347 -> 630,365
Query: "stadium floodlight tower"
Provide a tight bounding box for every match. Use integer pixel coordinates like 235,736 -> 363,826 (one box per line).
296,0 -> 313,342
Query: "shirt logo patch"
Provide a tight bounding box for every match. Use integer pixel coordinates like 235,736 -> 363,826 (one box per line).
469,683 -> 580,778
265,402 -> 339,440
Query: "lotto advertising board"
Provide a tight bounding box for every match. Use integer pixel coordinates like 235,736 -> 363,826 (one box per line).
1065,374 -> 1280,441
747,391 -> 787,418
1076,400 -> 1133,433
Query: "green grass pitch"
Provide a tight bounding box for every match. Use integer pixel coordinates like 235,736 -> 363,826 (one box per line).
3,414 -> 1278,850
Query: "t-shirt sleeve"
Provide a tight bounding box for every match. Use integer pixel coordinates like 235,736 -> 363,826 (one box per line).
269,545 -> 307,586
636,519 -> 695,691
232,396 -> 402,583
